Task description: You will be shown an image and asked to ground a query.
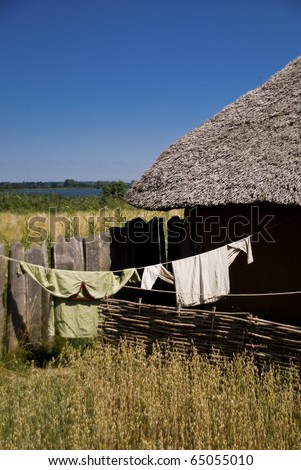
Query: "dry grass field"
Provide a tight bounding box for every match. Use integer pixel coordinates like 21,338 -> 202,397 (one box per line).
0,208 -> 183,248
0,341 -> 301,450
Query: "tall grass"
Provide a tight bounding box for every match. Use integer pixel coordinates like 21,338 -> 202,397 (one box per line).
0,195 -> 183,247
0,192 -> 102,213
0,342 -> 300,450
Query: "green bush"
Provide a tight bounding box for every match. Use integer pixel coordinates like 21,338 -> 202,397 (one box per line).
98,181 -> 126,201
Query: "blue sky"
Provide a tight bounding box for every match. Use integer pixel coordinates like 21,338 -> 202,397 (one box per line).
0,0 -> 300,183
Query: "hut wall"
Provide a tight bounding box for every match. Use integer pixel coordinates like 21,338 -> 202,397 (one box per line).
183,204 -> 301,325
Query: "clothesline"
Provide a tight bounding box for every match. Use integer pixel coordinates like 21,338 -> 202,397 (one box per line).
1,253 -> 300,297
1,214 -> 300,303
123,285 -> 301,297
0,235 -> 253,272
2,252 -> 301,298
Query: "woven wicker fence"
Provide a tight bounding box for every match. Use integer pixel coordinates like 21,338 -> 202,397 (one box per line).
99,299 -> 301,370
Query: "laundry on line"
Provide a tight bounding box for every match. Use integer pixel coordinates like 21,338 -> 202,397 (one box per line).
17,262 -> 140,338
3,236 -> 253,337
141,236 -> 254,307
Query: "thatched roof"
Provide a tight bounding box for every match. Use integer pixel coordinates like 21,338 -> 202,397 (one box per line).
125,56 -> 301,210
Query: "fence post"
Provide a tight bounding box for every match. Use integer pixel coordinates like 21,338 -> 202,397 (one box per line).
52,235 -> 84,270
7,241 -> 26,351
41,241 -> 51,341
0,245 -> 5,357
25,245 -> 46,344
84,232 -> 111,271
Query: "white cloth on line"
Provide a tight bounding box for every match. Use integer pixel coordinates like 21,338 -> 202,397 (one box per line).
141,264 -> 174,290
228,236 -> 254,265
172,236 -> 253,307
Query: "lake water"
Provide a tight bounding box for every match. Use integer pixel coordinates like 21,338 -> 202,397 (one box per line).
8,187 -> 101,197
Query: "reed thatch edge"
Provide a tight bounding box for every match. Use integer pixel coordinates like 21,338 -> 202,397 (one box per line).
125,56 -> 301,210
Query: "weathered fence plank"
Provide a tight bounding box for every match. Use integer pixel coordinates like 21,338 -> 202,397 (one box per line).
167,212 -> 203,262
40,241 -> 51,341
25,245 -> 45,343
0,245 -> 5,357
69,237 -> 85,270
84,232 -> 111,271
158,217 -> 166,264
99,232 -> 111,271
52,235 -> 84,270
7,241 -> 26,350
110,217 -> 166,271
109,226 -> 126,271
167,216 -> 185,262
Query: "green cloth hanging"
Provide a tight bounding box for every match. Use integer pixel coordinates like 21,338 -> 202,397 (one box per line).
18,261 -> 140,338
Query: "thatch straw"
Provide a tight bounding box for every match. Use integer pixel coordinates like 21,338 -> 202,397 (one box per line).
126,56 -> 301,210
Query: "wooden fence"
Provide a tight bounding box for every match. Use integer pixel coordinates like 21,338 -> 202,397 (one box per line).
100,298 -> 301,370
0,216 -> 167,354
0,233 -> 112,354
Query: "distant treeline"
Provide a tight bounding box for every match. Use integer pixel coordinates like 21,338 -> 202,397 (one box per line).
0,180 -> 135,213
0,180 -> 133,190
